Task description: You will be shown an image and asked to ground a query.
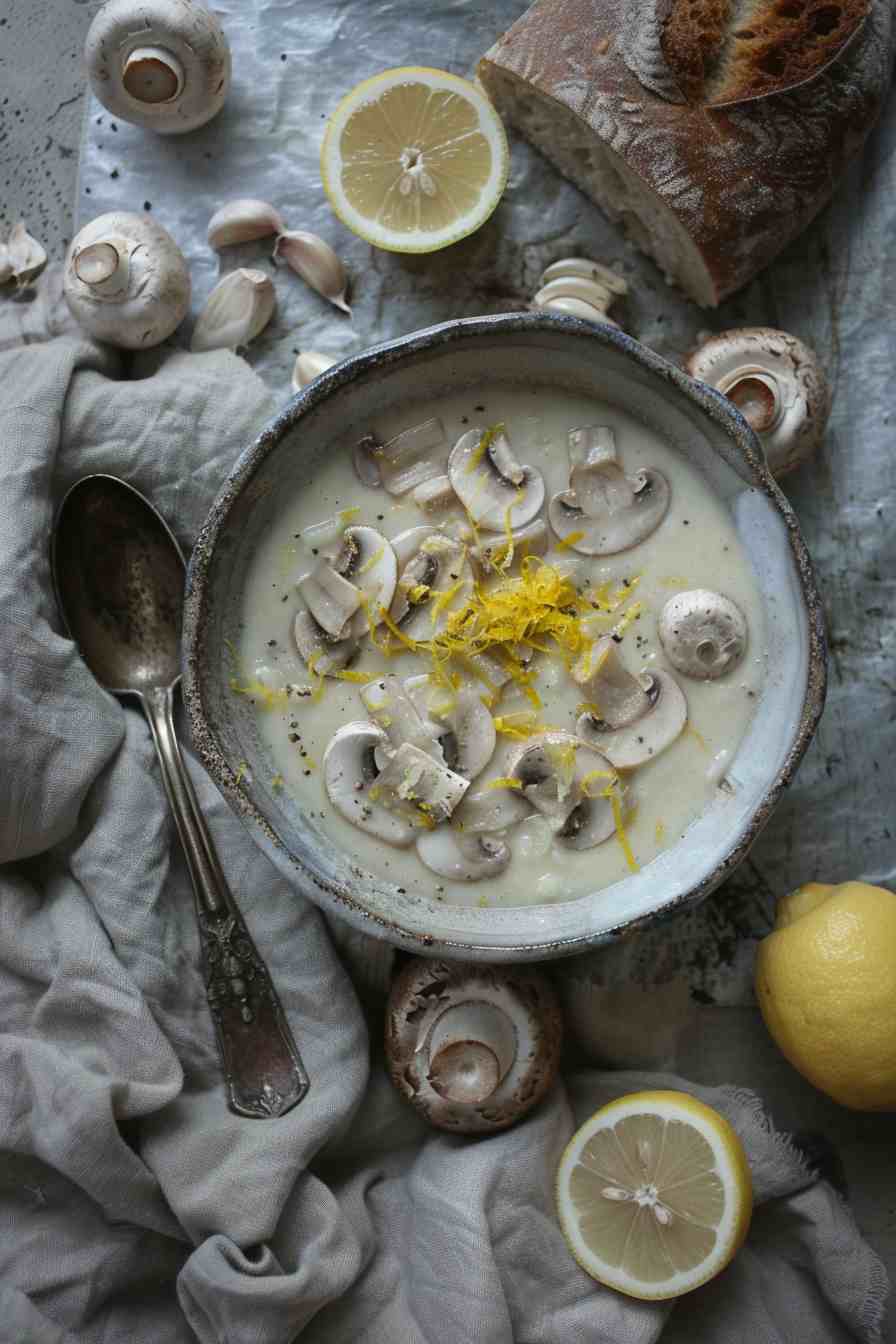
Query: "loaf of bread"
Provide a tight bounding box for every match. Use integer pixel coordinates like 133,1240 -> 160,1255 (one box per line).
478,0 -> 893,306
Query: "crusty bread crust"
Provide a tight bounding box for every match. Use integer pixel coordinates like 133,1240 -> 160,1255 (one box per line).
478,0 -> 893,305
662,0 -> 733,100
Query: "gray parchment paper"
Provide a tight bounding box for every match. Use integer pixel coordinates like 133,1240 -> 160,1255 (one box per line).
78,0 -> 896,1002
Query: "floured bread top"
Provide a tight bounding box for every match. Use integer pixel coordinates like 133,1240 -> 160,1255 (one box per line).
621,0 -> 871,105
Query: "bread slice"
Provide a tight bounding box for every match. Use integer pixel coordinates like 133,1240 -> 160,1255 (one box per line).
665,0 -> 873,105
478,0 -> 892,306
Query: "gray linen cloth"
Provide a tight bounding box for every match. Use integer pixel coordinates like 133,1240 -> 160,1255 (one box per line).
0,285 -> 888,1343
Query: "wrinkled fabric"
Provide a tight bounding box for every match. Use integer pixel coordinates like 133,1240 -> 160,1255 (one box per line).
0,296 -> 888,1344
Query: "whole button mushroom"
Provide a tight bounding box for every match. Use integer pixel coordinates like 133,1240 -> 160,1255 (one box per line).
63,211 -> 190,349
658,590 -> 748,681
685,327 -> 831,478
84,0 -> 231,135
385,958 -> 563,1134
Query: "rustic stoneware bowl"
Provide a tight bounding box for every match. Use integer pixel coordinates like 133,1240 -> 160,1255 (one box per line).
183,314 -> 826,962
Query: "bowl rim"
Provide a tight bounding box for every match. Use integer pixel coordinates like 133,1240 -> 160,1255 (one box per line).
182,312 -> 827,960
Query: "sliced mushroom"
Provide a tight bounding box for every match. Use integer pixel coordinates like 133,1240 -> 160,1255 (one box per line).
453,778 -> 533,833
373,742 -> 469,824
571,636 -> 653,729
549,425 -> 669,555
658,590 -> 748,680
404,675 -> 497,781
470,517 -> 549,569
293,609 -> 356,675
416,828 -> 510,882
360,674 -> 444,760
389,532 -> 472,640
352,433 -> 383,488
576,651 -> 688,769
685,327 -> 831,478
298,514 -> 345,561
385,958 -> 563,1133
336,526 -> 398,636
448,426 -> 545,530
378,417 -> 447,495
297,559 -> 362,638
390,524 -> 442,568
505,731 -> 620,850
323,722 -> 416,846
412,474 -> 458,514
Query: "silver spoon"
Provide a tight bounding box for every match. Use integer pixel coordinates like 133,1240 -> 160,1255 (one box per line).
52,474 -> 309,1119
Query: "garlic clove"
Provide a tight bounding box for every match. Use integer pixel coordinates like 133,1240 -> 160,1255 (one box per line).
191,269 -> 276,353
207,199 -> 286,250
292,350 -> 337,392
7,221 -> 47,287
274,230 -> 351,315
0,243 -> 12,285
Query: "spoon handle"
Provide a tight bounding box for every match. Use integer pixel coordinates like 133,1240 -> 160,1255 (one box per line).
143,685 -> 310,1119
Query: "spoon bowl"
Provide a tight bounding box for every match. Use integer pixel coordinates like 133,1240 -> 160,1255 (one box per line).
53,475 -> 183,693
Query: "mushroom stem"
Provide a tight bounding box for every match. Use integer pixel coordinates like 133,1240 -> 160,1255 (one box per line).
122,46 -> 185,104
425,1000 -> 518,1104
718,368 -> 782,434
72,239 -> 130,298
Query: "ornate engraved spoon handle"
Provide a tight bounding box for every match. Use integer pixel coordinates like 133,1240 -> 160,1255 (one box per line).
143,685 -> 309,1118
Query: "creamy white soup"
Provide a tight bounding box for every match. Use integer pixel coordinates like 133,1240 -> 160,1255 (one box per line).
236,383 -> 765,908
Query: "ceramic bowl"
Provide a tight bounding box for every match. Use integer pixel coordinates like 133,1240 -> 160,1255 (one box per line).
182,314 -> 826,961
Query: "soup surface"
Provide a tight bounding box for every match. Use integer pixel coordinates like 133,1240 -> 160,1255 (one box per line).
236,382 -> 766,908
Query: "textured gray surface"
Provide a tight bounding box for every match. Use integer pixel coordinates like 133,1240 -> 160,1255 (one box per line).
0,0 -> 893,1332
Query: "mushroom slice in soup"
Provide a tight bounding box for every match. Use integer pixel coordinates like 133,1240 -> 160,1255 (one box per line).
337,526 -> 398,637
360,674 -> 444,761
504,731 -> 623,850
416,828 -> 511,882
448,425 -> 545,530
404,675 -> 497,781
293,609 -> 357,675
373,742 -> 469,825
388,532 -> 473,640
297,559 -> 362,638
323,722 -> 416,846
548,425 -> 670,556
571,637 -> 687,767
377,417 -> 447,495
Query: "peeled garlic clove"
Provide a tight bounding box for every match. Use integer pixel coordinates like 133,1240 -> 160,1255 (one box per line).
7,221 -> 47,286
207,199 -> 286,249
274,230 -> 350,315
191,268 -> 276,352
292,350 -> 337,392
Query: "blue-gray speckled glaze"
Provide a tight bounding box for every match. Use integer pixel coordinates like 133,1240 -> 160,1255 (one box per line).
182,313 -> 826,962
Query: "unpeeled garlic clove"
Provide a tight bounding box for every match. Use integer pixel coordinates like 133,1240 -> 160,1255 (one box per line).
191,268 -> 276,352
274,230 -> 351,314
207,199 -> 286,250
7,221 -> 47,287
291,350 -> 337,392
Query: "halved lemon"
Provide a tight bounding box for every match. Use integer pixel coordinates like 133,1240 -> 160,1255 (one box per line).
556,1090 -> 753,1300
320,66 -> 509,253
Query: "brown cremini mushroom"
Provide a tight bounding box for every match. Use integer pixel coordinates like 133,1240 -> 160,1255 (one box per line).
385,958 -> 563,1133
685,327 -> 831,478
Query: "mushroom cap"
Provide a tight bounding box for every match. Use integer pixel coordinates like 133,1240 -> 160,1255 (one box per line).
549,467 -> 670,556
448,427 -> 545,530
339,525 -> 398,637
297,560 -> 362,639
388,532 -> 473,640
577,670 -> 688,768
415,827 -> 510,881
452,778 -> 533,832
685,327 -> 831,478
658,589 -> 748,680
84,0 -> 231,134
470,516 -> 549,570
404,675 -> 497,781
322,722 -> 417,846
385,958 -> 563,1133
504,731 -> 619,849
63,211 -> 191,349
293,609 -> 356,675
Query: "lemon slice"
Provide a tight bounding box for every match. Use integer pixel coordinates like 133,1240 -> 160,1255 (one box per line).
556,1090 -> 752,1300
320,67 -> 509,253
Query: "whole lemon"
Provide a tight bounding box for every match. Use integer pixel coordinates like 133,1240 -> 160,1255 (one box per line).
755,881 -> 896,1111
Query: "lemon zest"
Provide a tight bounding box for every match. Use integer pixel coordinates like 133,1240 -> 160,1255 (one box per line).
687,724 -> 708,752
338,506 -> 360,524
234,761 -> 249,785
581,768 -> 617,798
271,774 -> 284,791
655,819 -> 666,842
465,422 -> 505,475
229,676 -> 290,711
611,789 -> 639,872
487,776 -> 523,790
408,583 -> 431,604
358,544 -> 385,576
554,530 -> 585,551
430,578 -> 465,625
331,667 -> 371,684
